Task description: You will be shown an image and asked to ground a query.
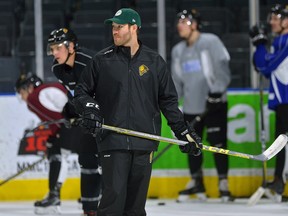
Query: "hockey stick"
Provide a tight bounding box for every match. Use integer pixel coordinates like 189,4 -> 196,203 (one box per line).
247,75 -> 275,205
102,124 -> 287,161
152,111 -> 208,163
0,119 -> 67,186
21,118 -> 68,138
0,156 -> 46,186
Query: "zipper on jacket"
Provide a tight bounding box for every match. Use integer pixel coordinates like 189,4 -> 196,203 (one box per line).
152,116 -> 157,134
127,64 -> 132,150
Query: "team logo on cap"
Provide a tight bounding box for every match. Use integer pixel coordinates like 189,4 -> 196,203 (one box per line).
139,64 -> 149,76
115,10 -> 122,16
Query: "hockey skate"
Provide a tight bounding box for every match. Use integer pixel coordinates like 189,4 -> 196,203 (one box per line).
176,179 -> 207,202
34,191 -> 61,215
219,178 -> 234,203
266,177 -> 285,203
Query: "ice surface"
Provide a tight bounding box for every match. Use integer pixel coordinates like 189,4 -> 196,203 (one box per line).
0,198 -> 287,216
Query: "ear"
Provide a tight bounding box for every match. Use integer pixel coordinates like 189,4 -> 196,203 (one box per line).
283,17 -> 288,28
28,84 -> 34,93
68,42 -> 75,53
131,24 -> 138,32
191,21 -> 198,30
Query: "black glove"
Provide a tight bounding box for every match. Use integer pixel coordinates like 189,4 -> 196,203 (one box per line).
206,92 -> 223,112
62,102 -> 80,128
80,102 -> 103,134
249,24 -> 268,46
175,124 -> 202,156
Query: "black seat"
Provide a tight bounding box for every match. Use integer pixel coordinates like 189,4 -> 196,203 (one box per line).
136,0 -> 174,9
178,0 -> 222,9
23,11 -> 65,27
78,35 -> 107,52
78,0 -> 114,11
222,33 -> 250,51
139,34 -> 158,51
138,8 -> 176,25
0,37 -> 10,56
201,21 -> 225,38
0,57 -> 20,92
197,7 -> 236,33
229,59 -> 251,88
71,23 -> 110,39
72,10 -> 113,25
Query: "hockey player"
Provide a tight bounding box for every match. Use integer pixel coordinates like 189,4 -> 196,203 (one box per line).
171,9 -> 232,202
73,8 -> 202,216
249,4 -> 288,201
47,28 -> 101,216
15,73 -> 70,214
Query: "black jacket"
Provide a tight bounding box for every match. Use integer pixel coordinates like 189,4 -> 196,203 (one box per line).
74,43 -> 186,152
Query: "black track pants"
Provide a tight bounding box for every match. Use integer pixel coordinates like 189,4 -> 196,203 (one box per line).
98,150 -> 153,216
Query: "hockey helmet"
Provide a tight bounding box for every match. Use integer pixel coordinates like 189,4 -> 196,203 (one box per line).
267,4 -> 288,21
47,28 -> 78,55
177,9 -> 201,29
15,72 -> 43,93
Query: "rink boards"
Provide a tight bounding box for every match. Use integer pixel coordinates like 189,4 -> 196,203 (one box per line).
1,90 -> 288,200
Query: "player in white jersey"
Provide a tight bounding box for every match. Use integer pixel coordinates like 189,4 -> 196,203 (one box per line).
171,9 -> 232,202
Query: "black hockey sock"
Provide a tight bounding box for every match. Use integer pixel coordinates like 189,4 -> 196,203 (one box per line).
81,173 -> 101,211
49,160 -> 61,191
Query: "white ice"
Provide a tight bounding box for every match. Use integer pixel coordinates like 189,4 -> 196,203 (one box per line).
0,198 -> 287,216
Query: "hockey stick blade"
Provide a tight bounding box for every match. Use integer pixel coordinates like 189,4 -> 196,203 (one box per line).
247,186 -> 265,206
102,124 -> 287,161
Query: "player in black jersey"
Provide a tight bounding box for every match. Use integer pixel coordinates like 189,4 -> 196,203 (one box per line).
47,28 -> 101,216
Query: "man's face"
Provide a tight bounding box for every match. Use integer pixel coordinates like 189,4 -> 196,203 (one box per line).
111,23 -> 133,46
48,43 -> 69,64
18,87 -> 31,102
269,13 -> 283,34
177,18 -> 193,38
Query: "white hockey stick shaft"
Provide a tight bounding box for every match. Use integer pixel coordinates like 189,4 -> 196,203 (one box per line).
102,124 -> 287,161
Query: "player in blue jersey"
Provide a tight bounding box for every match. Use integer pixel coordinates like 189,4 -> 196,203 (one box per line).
249,4 -> 288,200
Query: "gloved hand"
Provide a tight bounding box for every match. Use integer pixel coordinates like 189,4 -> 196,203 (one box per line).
206,92 -> 223,112
249,24 -> 268,46
80,103 -> 103,134
175,124 -> 202,156
62,102 -> 79,128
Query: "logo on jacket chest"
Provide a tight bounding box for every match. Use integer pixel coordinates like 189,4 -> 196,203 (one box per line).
139,64 -> 149,76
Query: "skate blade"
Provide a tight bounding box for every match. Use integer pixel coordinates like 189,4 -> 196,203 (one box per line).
176,193 -> 207,203
221,195 -> 234,203
34,205 -> 61,215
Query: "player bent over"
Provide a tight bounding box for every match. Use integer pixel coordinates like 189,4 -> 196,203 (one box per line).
15,73 -> 73,214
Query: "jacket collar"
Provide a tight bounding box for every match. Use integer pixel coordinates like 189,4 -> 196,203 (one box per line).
115,40 -> 142,58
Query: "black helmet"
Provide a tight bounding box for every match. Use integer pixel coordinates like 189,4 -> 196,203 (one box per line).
268,4 -> 288,19
47,28 -> 78,55
280,5 -> 288,18
177,9 -> 201,29
15,72 -> 43,93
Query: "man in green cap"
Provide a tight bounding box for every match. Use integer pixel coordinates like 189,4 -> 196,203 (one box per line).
73,8 -> 202,216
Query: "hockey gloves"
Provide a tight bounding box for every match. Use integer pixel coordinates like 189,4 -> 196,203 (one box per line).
62,102 -> 81,128
249,24 -> 268,46
175,124 -> 202,156
206,92 -> 223,112
80,102 -> 103,134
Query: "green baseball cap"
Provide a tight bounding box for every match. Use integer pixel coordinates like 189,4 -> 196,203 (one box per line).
104,8 -> 141,28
